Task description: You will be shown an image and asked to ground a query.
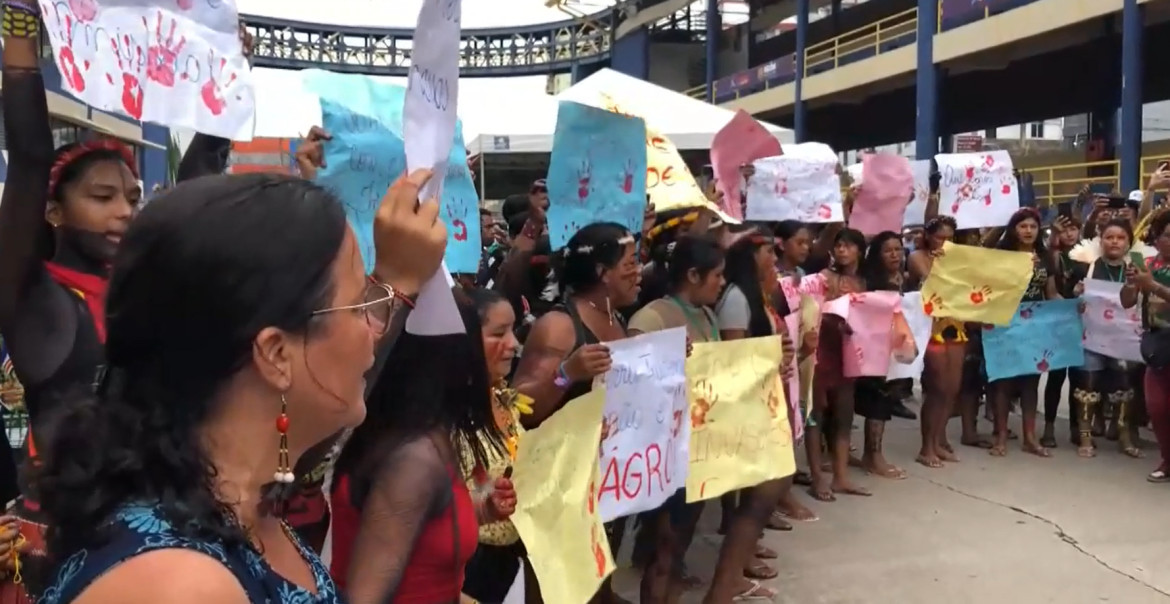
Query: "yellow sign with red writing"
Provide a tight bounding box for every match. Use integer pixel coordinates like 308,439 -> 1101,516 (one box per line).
685,336 -> 795,503
510,389 -> 615,604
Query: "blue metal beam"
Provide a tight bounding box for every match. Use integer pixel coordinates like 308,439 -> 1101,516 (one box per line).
1119,0 -> 1143,192
914,0 -> 937,159
794,0 -> 809,142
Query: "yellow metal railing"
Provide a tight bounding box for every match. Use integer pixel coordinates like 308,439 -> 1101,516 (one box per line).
684,84 -> 706,99
803,8 -> 918,77
1025,155 -> 1170,207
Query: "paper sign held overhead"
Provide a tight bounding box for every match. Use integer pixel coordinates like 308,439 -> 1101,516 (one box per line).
710,110 -> 782,222
936,150 -> 1019,229
746,143 -> 842,223
849,154 -> 914,237
546,101 -> 647,249
404,0 -> 464,336
37,0 -> 256,140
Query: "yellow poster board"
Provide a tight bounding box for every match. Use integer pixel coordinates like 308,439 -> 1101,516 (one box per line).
510,390 -> 616,604
593,93 -> 735,222
920,241 -> 1034,326
685,336 -> 795,503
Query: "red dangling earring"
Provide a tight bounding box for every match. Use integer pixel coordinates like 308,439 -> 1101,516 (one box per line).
274,393 -> 294,484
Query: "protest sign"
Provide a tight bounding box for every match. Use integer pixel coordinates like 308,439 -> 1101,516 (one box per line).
905,159 -> 932,226
305,78 -> 480,275
403,0 -> 464,336
37,0 -> 255,139
850,154 -> 914,236
920,241 -> 1033,326
511,390 -> 615,604
982,300 -> 1085,381
710,110 -> 782,222
685,336 -> 795,502
546,101 -> 647,249
597,328 -> 689,521
936,150 -> 1019,229
1082,280 -> 1143,363
887,292 -> 933,380
746,143 -> 842,223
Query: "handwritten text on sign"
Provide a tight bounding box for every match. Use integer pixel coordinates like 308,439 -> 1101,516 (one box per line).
38,0 -> 256,140
598,327 -> 689,522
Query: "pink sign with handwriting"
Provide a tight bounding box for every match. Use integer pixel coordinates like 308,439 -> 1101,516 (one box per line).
710,110 -> 783,221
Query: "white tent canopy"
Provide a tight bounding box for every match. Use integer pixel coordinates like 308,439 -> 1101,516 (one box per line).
466,68 -> 794,155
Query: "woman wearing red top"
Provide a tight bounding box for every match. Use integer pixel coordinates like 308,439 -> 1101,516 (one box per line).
330,292 -> 517,604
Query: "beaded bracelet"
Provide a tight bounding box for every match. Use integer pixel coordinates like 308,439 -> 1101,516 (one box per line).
1,0 -> 39,39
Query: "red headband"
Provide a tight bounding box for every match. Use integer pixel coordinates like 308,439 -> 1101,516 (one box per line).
48,138 -> 139,199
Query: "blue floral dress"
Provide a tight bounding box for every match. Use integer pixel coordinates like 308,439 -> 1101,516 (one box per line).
39,504 -> 343,604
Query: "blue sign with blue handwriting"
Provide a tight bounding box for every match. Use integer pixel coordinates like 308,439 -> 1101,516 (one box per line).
546,101 -> 647,249
303,70 -> 482,274
982,299 -> 1085,381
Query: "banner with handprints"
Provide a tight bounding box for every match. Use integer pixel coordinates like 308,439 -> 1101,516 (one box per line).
597,327 -> 689,521
746,143 -> 843,223
37,0 -> 256,139
982,300 -> 1085,381
685,336 -> 794,503
1082,279 -> 1143,363
919,241 -> 1033,326
305,72 -> 482,274
546,101 -> 647,249
778,272 -> 828,311
510,389 -> 615,604
936,150 -> 1019,229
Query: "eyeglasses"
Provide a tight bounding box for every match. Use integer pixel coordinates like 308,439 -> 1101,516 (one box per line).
311,282 -> 396,336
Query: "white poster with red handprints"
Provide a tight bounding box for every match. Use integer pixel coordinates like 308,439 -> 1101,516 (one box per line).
37,0 -> 256,140
596,327 -> 689,522
746,143 -> 843,223
1082,279 -> 1144,363
935,150 -> 1019,229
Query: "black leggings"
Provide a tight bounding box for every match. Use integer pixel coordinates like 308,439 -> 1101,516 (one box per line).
1043,367 -> 1069,425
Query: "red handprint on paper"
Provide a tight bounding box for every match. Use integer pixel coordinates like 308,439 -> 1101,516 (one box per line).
621,159 -> 635,194
143,12 -> 186,88
1020,305 -> 1035,320
816,204 -> 833,220
176,0 -> 194,9
1035,349 -> 1053,372
983,154 -> 996,168
446,202 -> 468,242
577,161 -> 592,203
969,285 -> 992,304
773,178 -> 789,196
671,408 -> 684,438
201,56 -> 238,116
852,345 -> 865,367
591,524 -> 607,578
110,36 -> 144,119
68,0 -> 97,22
922,292 -> 943,315
1103,308 -> 1115,320
964,166 -> 975,180
58,16 -> 90,92
587,480 -> 596,515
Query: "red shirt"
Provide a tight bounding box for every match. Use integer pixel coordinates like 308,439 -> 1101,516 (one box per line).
330,470 -> 479,603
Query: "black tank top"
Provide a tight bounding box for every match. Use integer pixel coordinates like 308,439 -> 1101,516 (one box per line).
550,300 -> 625,414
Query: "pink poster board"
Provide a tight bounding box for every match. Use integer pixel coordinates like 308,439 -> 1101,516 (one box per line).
710,110 -> 782,222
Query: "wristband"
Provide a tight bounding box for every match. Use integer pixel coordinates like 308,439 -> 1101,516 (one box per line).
553,362 -> 571,389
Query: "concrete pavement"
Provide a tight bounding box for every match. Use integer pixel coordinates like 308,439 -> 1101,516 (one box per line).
613,403 -> 1170,604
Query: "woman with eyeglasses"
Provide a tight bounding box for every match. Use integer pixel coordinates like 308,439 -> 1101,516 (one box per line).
30,170 -> 446,604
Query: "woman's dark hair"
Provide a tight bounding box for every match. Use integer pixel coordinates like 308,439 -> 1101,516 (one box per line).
922,216 -> 957,250
997,208 -> 1046,255
49,141 -> 136,202
721,227 -> 779,338
550,222 -> 633,296
831,228 -> 867,268
773,220 -> 807,242
860,231 -> 902,291
665,234 -> 724,292
465,287 -> 509,321
1098,218 -> 1134,245
36,174 -> 347,567
335,290 -> 504,505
